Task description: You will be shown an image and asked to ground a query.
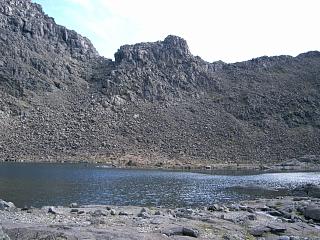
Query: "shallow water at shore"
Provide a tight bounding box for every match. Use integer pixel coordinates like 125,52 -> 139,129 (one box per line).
0,163 -> 320,208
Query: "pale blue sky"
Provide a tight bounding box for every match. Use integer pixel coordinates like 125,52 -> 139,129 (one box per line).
33,0 -> 320,63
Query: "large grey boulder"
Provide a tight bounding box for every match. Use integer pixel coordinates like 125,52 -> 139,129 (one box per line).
162,227 -> 199,238
0,200 -> 15,212
304,206 -> 320,221
292,184 -> 320,198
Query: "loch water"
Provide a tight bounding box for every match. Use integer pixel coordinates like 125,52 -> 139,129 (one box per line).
0,163 -> 319,208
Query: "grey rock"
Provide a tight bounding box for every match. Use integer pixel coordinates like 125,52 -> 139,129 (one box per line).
91,209 -> 107,217
110,209 -> 116,216
154,210 -> 162,215
162,227 -> 184,236
289,237 -> 300,240
239,205 -> 248,211
267,224 -> 287,234
150,217 -> 163,225
247,214 -> 257,221
162,227 -> 199,238
90,218 -> 105,225
182,227 -> 199,238
249,226 -> 270,237
138,208 -> 151,219
280,210 -> 293,219
119,211 -> 129,216
304,206 -> 320,221
48,207 -> 57,214
0,200 -> 15,212
20,207 -> 29,211
208,204 -> 223,212
137,212 -> 150,219
278,236 -> 290,240
292,184 -> 320,198
0,226 -> 10,240
69,203 -> 78,208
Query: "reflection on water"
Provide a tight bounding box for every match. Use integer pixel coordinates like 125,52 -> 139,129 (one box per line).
0,163 -> 319,208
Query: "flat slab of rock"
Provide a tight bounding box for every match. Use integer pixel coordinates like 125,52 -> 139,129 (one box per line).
162,227 -> 199,238
249,226 -> 271,237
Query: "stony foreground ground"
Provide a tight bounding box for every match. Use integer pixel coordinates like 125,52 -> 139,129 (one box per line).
1,196 -> 320,240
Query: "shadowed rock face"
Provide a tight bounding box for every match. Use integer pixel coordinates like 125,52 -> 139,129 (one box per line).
0,0 -> 320,165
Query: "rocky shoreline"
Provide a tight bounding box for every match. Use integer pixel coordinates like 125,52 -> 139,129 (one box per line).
2,154 -> 320,173
1,191 -> 320,240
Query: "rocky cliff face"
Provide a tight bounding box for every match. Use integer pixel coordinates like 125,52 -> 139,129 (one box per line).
0,0 -> 319,166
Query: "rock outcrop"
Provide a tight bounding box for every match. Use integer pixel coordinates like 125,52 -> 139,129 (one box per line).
0,0 -> 320,166
1,197 -> 320,240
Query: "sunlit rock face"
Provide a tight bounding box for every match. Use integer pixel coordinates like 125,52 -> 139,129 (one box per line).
0,0 -> 319,165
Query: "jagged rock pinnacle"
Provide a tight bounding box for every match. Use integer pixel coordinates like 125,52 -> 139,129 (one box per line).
114,35 -> 191,65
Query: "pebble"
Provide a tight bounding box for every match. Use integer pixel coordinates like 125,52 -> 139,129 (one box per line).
278,236 -> 290,240
48,207 -> 57,214
119,211 -> 128,216
69,203 -> 78,208
154,210 -> 161,215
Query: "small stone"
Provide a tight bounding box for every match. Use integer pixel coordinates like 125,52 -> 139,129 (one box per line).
150,217 -> 163,225
90,218 -> 105,225
106,206 -> 111,210
110,209 -> 116,215
140,207 -> 148,213
154,210 -> 162,215
70,208 -> 79,213
249,226 -> 270,237
278,236 -> 290,240
162,227 -> 184,237
289,236 -> 300,240
91,209 -> 107,217
48,207 -> 57,214
268,225 -> 287,234
162,226 -> 199,238
78,210 -> 85,215
69,203 -> 78,208
239,205 -> 247,211
247,208 -> 255,213
21,206 -> 29,211
182,227 -> 199,238
229,204 -> 240,211
119,211 -> 128,216
248,214 -> 257,221
137,211 -> 150,219
208,204 -> 222,212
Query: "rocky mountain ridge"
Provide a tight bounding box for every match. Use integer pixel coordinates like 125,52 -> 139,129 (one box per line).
0,0 -> 319,166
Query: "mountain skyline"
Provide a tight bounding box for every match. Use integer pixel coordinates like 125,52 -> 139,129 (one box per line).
33,0 -> 320,63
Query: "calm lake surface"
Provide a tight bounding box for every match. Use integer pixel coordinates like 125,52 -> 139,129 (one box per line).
1,163 -> 320,208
